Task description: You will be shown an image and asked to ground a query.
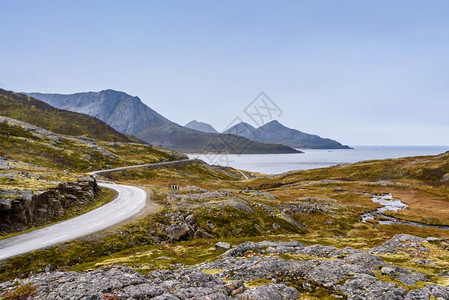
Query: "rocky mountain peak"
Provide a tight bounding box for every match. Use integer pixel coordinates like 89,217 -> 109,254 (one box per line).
185,120 -> 218,133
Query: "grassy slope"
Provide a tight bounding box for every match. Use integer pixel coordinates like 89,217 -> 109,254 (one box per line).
0,89 -> 132,142
0,120 -> 186,171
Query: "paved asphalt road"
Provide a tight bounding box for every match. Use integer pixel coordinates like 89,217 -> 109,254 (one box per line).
0,183 -> 146,260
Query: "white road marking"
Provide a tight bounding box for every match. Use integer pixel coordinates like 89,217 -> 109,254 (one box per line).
41,235 -> 68,245
114,211 -> 126,218
87,222 -> 104,229
131,205 -> 137,210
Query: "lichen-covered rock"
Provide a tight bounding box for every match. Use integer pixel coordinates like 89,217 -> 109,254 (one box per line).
1,237 -> 446,299
370,234 -> 428,255
296,244 -> 336,257
215,242 -> 231,251
405,284 -> 449,300
194,228 -> 214,239
223,240 -> 305,257
337,273 -> 407,300
394,267 -> 428,286
381,267 -> 396,276
236,284 -> 300,300
167,223 -> 191,241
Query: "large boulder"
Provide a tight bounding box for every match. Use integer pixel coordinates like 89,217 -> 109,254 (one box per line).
167,223 -> 191,241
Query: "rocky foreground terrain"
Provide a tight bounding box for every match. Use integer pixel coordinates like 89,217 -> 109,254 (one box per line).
1,234 -> 449,299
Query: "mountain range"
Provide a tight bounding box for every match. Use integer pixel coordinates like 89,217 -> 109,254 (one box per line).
27,90 -> 349,152
26,90 -> 299,154
224,121 -> 351,149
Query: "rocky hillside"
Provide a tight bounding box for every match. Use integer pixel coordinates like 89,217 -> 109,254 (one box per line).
185,120 -> 218,133
0,116 -> 185,171
1,89 -> 132,143
1,235 -> 449,299
226,120 -> 351,149
27,90 -> 300,154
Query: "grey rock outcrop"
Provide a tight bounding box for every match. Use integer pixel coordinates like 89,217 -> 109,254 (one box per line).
370,234 -> 428,255
163,211 -> 213,241
1,236 -> 445,299
0,177 -> 100,233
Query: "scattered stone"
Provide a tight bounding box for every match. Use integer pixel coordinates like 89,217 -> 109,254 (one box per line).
194,228 -> 214,239
215,242 -> 231,251
413,259 -> 438,266
441,173 -> 449,182
0,159 -> 10,170
426,236 -> 444,242
185,214 -> 197,225
224,280 -> 246,296
381,267 -> 396,276
206,220 -> 215,230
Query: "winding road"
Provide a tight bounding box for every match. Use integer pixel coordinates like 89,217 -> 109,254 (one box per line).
0,158 -> 206,260
0,183 -> 146,260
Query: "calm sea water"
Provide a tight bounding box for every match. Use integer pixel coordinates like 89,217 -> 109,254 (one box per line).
189,146 -> 449,174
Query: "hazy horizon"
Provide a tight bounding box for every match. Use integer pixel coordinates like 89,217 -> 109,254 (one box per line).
1,1 -> 448,146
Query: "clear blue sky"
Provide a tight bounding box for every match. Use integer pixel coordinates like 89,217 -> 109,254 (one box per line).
1,0 -> 448,145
